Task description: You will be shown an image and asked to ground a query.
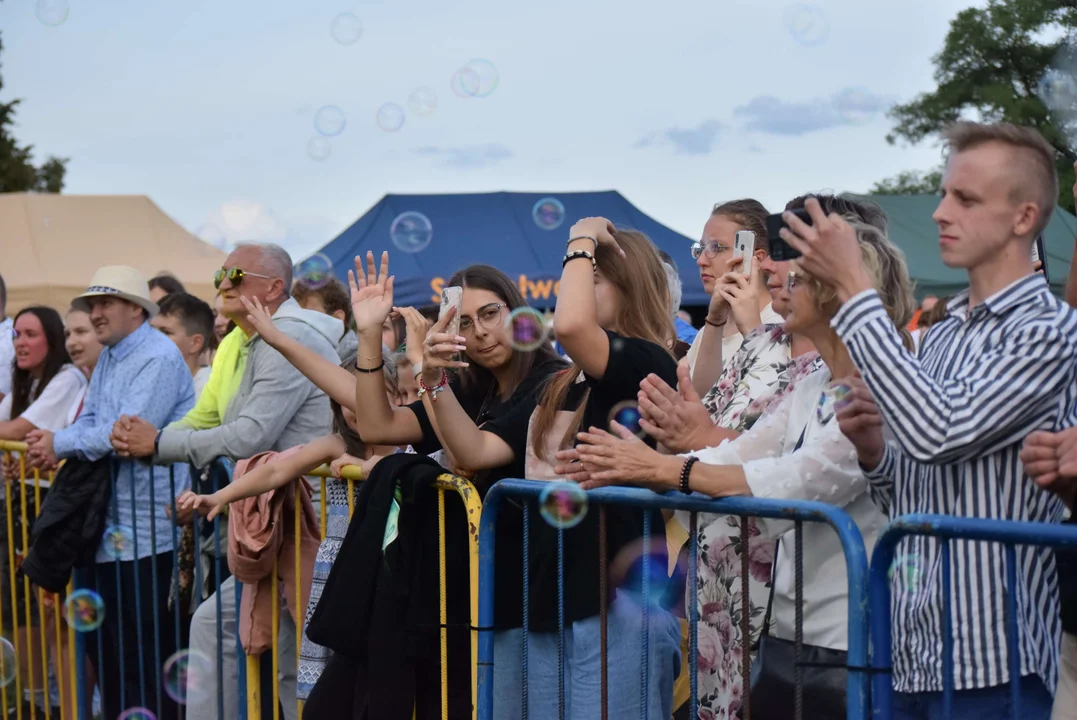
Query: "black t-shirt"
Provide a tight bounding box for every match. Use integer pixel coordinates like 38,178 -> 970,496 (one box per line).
406,357 -> 567,630
483,330 -> 679,631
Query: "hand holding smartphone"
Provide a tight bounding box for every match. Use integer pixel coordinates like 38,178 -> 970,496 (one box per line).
734,231 -> 757,276
440,286 -> 463,338
765,208 -> 813,262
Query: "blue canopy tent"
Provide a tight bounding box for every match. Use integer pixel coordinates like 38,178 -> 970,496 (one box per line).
315,191 -> 704,309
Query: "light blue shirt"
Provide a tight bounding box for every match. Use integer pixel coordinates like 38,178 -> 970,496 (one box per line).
53,321 -> 194,563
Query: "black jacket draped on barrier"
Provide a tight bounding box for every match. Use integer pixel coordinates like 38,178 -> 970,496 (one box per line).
22,457 -> 113,593
304,452 -> 472,720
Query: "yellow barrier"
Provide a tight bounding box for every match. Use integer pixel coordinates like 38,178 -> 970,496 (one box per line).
0,440 -> 483,720
240,465 -> 483,720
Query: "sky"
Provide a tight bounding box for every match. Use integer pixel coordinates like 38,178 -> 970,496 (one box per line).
1,0 -> 974,261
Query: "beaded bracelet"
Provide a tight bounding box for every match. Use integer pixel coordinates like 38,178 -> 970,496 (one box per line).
679,456 -> 698,494
418,370 -> 449,401
562,249 -> 597,271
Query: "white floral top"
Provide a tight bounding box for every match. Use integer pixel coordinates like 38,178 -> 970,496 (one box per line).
683,324 -> 826,717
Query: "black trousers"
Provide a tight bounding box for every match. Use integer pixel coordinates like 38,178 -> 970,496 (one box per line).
84,553 -> 179,720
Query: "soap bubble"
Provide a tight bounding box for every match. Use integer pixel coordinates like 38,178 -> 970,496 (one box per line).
608,401 -> 645,438
389,211 -> 433,254
889,552 -> 926,598
314,106 -> 347,137
375,103 -> 405,133
408,87 -> 438,117
450,67 -> 481,99
330,13 -> 363,45
457,59 -> 499,98
783,3 -> 829,46
102,525 -> 134,560
610,537 -> 669,608
295,253 -> 334,289
307,137 -> 331,162
0,638 -> 15,687
117,709 -> 156,720
64,589 -> 105,632
507,307 -> 549,352
35,0 -> 69,26
538,482 -> 588,529
532,197 -> 565,231
162,649 -> 214,704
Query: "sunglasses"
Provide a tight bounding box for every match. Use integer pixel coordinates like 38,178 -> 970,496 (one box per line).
214,267 -> 274,290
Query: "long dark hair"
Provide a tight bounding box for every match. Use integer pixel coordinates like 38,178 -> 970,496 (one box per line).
446,265 -> 563,404
10,306 -> 71,419
332,347 -> 400,458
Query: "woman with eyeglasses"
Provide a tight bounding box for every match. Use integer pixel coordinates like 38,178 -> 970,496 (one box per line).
686,199 -> 784,397
563,209 -> 915,719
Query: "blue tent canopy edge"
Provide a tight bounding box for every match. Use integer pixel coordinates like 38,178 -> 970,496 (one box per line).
316,190 -> 705,309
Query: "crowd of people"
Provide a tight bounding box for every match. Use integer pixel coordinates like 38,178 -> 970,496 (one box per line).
0,119 -> 1074,720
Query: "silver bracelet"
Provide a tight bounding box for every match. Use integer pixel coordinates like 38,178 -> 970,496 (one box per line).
567,234 -> 598,251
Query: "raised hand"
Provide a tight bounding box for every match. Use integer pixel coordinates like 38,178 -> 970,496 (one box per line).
393,306 -> 432,367
421,306 -> 469,383
348,251 -> 396,335
638,363 -> 721,453
567,217 -> 625,257
715,271 -> 762,336
779,197 -> 871,303
241,295 -> 285,347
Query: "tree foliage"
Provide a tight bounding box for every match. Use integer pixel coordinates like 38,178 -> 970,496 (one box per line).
0,28 -> 68,193
874,0 -> 1077,212
869,169 -> 944,195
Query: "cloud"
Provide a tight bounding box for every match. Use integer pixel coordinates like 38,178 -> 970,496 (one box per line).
194,199 -> 289,251
415,143 -> 513,168
733,87 -> 894,136
633,120 -> 725,156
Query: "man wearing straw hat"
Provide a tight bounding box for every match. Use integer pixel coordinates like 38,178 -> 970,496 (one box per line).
26,265 -> 194,720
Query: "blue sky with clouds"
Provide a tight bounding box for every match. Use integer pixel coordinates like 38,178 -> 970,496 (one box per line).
2,0 -> 970,260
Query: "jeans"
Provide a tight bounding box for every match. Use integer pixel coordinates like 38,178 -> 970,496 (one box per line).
492,596 -> 682,719
892,674 -> 1054,720
187,574 -> 299,720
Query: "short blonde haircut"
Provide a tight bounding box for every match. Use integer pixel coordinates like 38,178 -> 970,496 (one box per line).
800,220 -> 917,351
942,121 -> 1059,238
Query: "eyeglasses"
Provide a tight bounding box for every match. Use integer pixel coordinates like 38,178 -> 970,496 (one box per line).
785,271 -> 802,292
459,303 -> 506,337
690,241 -> 732,260
214,267 -> 274,290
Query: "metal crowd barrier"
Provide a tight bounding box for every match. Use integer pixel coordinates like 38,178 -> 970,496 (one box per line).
868,513 -> 1077,720
475,479 -> 873,720
0,441 -> 482,720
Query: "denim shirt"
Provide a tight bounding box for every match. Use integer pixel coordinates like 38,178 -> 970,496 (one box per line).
53,321 -> 194,563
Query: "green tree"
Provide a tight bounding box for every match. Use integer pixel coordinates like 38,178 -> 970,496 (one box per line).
0,29 -> 68,193
874,0 -> 1076,213
869,169 -> 944,195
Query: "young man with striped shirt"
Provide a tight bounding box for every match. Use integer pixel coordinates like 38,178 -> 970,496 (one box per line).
786,122 -> 1077,719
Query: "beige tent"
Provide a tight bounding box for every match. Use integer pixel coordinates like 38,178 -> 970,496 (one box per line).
1,193 -> 226,314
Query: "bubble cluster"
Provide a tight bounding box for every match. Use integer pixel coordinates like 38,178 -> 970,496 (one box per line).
390,211 -> 433,254
330,13 -> 363,45
538,482 -> 588,529
307,137 -> 331,162
0,638 -> 15,688
162,649 -> 214,704
314,106 -> 347,137
376,103 -> 406,133
102,525 -> 135,560
507,307 -> 549,352
64,589 -> 105,632
295,253 -> 334,289
408,87 -> 438,117
450,67 -> 481,99
118,709 -> 156,720
783,3 -> 829,46
35,0 -> 69,26
532,197 -> 565,231
608,401 -> 645,438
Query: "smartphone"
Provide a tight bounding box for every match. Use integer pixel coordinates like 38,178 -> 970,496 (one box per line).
765,208 -> 813,262
440,286 -> 463,338
734,230 -> 757,276
1032,234 -> 1049,282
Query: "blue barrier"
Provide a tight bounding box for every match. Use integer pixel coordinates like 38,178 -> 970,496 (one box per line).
868,513 -> 1077,720
476,479 -> 872,720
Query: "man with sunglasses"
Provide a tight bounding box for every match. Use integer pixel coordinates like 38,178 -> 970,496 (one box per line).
111,242 -> 343,720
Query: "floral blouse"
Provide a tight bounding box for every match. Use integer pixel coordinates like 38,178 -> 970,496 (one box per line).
687,323 -> 825,718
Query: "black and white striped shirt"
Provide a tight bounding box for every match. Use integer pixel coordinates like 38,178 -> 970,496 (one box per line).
832,274 -> 1077,694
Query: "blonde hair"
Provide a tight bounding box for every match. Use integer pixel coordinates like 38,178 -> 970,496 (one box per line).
942,121 -> 1059,238
530,229 -> 676,461
800,220 -> 917,351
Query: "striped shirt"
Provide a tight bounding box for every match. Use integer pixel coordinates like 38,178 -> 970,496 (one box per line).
832,274 -> 1077,694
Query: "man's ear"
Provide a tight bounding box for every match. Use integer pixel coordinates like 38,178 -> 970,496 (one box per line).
191,333 -> 207,358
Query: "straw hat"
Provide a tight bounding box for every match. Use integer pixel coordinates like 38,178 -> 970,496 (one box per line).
72,266 -> 159,317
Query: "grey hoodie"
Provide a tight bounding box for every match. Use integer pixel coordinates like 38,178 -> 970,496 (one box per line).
156,297 -> 343,472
